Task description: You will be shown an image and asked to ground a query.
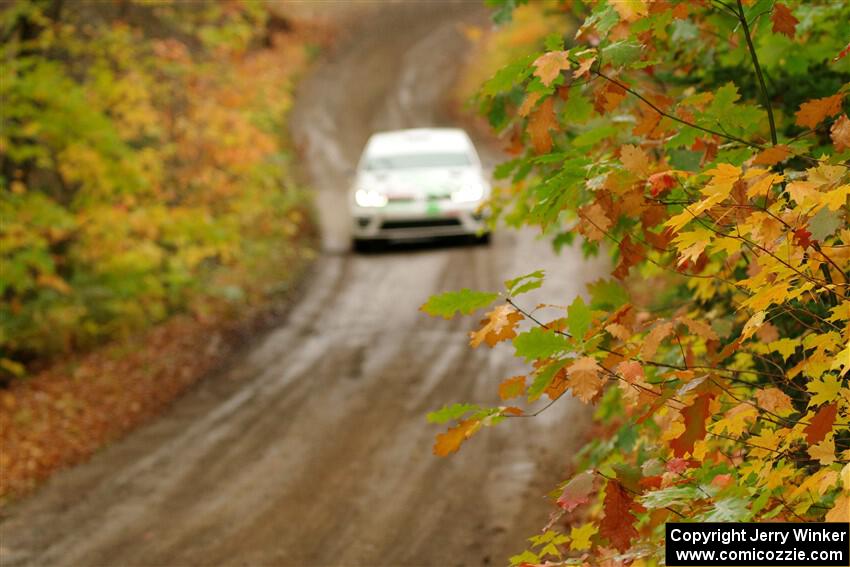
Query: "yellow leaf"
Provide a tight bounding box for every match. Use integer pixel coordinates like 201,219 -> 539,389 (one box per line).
710,403 -> 757,436
831,344 -> 850,376
785,180 -> 820,207
763,463 -> 794,490
807,375 -> 841,407
741,311 -> 766,341
769,338 -> 800,361
746,172 -> 783,199
673,228 -> 712,267
808,163 -> 845,186
701,163 -> 741,197
613,0 -> 648,22
570,522 -> 597,551
665,208 -> 694,233
808,435 -> 836,466
818,470 -> 840,495
821,184 -> 850,212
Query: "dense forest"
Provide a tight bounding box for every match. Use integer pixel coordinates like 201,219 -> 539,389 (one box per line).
1,1 -> 315,379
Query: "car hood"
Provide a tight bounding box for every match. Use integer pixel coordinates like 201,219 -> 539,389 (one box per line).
356,167 -> 484,199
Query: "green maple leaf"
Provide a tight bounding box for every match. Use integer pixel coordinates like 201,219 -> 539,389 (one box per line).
420,289 -> 499,319
514,328 -> 571,362
567,295 -> 592,340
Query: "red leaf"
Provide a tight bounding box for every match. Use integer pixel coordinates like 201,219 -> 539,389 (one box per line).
793,227 -> 813,249
557,470 -> 596,512
670,393 -> 713,458
805,403 -> 837,445
599,480 -> 639,552
771,3 -> 798,38
648,171 -> 676,196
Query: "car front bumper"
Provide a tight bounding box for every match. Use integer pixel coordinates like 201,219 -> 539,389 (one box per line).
351,201 -> 487,240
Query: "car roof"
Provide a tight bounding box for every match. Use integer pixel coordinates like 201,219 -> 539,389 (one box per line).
364,128 -> 474,156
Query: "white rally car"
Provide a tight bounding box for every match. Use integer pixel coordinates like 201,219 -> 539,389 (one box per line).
349,128 -> 491,251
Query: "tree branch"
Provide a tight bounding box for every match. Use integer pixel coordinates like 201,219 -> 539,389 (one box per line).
736,0 -> 778,145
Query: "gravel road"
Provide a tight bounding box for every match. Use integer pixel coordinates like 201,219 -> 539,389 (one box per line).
0,3 -> 607,566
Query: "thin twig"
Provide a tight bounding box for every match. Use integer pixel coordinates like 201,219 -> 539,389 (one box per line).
736,0 -> 778,145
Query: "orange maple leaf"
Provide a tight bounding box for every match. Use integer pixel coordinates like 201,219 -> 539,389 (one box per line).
771,3 -> 798,38
594,82 -> 627,114
469,304 -> 524,348
566,356 -> 605,403
528,96 -> 557,154
752,145 -> 791,166
755,387 -> 794,416
518,92 -> 543,118
795,94 -> 844,129
532,51 -> 570,86
433,419 -> 481,457
620,144 -> 650,177
640,321 -> 674,360
678,316 -> 718,341
498,375 -> 526,401
578,202 -> 612,241
573,55 -> 597,79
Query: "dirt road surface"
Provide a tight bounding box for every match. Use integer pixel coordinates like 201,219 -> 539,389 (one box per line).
0,3 -> 608,566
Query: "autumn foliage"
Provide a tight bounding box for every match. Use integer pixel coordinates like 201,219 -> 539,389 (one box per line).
1,1 -> 315,377
423,0 -> 850,563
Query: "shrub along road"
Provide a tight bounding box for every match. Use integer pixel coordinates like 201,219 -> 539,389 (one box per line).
0,3 -> 608,565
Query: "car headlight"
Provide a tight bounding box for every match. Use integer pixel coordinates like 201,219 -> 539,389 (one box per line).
450,184 -> 485,203
355,189 -> 388,208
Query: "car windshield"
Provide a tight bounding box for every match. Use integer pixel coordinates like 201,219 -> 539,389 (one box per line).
362,152 -> 472,170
